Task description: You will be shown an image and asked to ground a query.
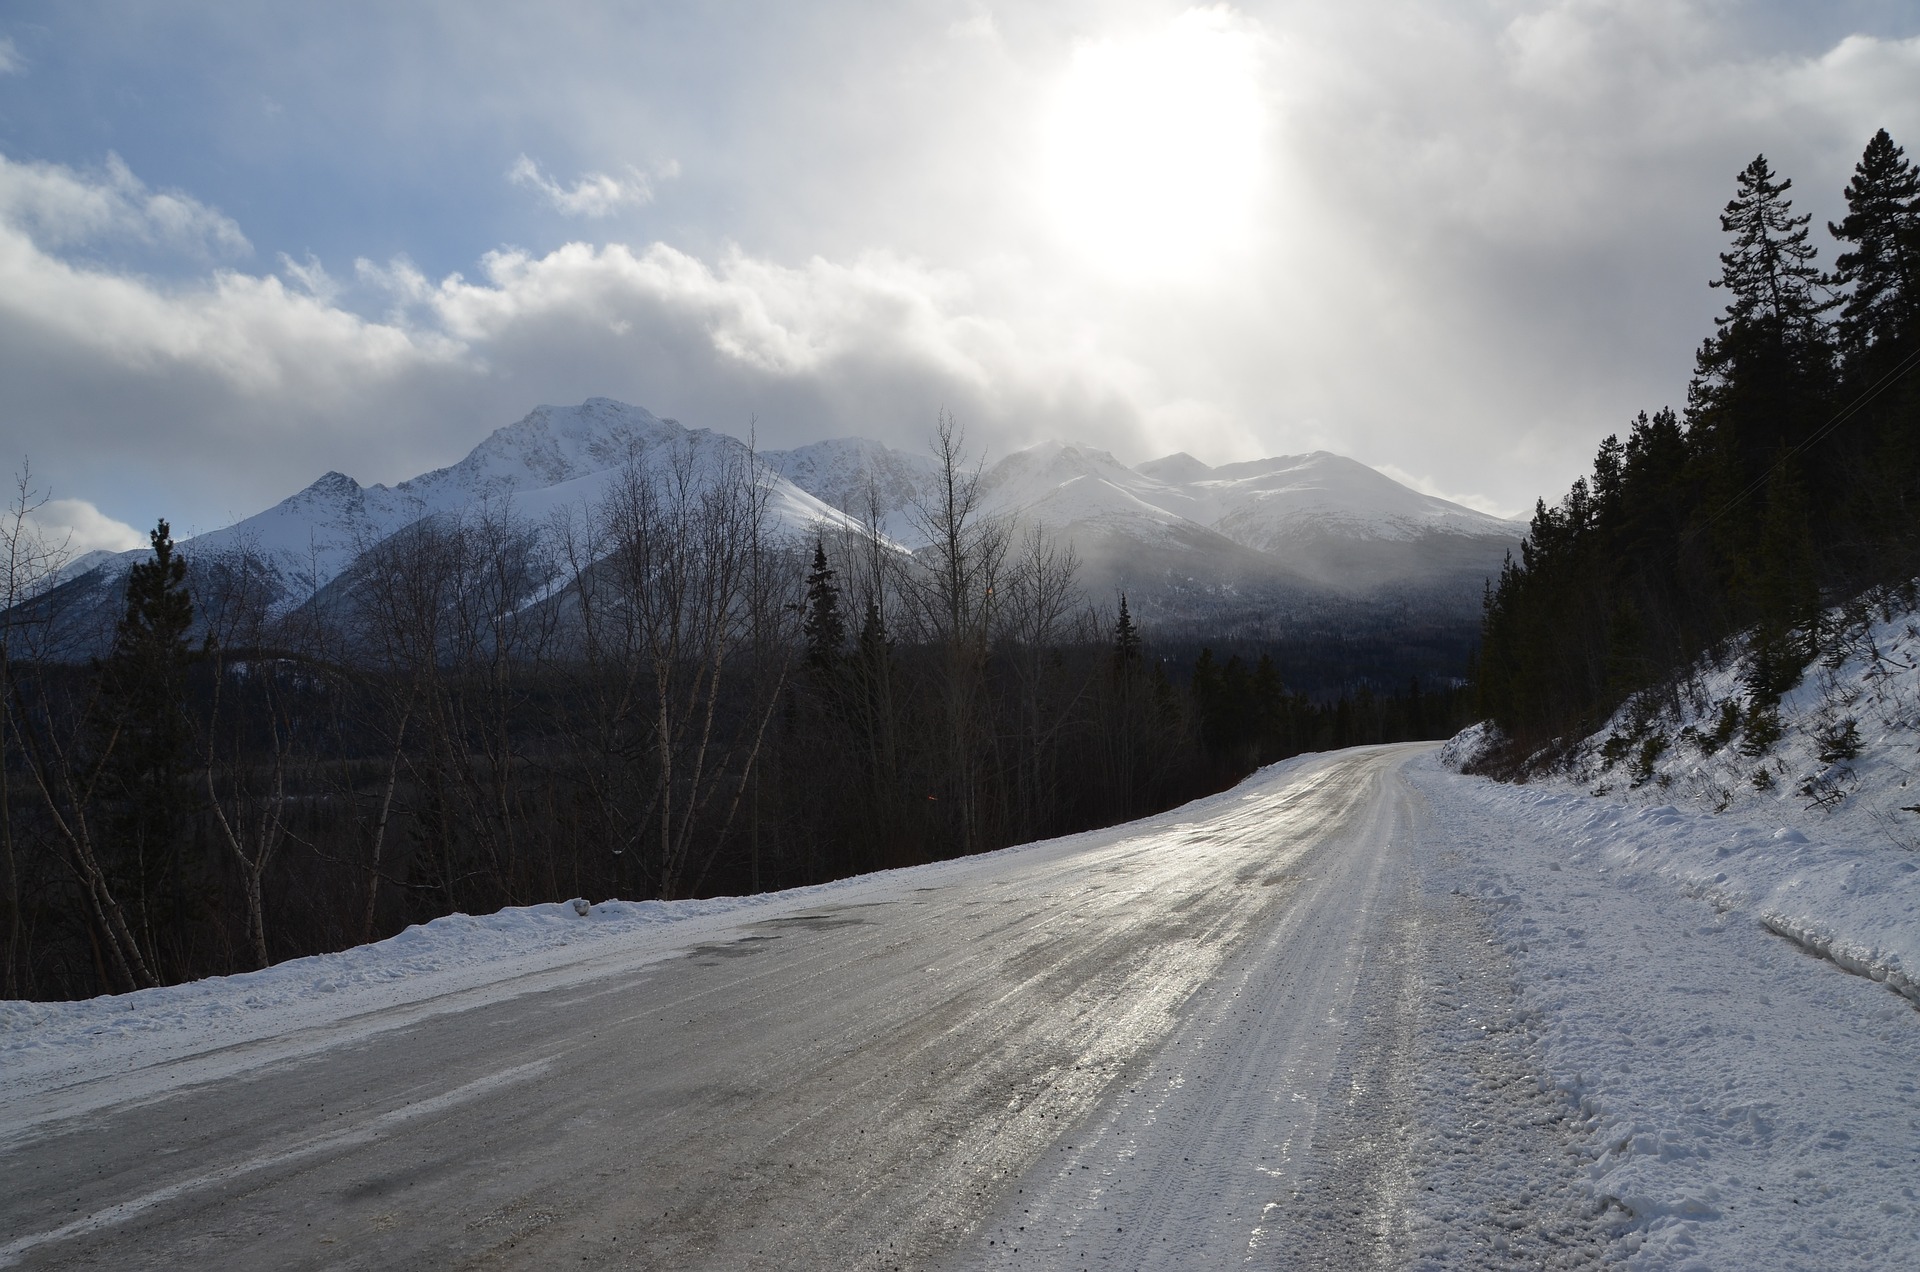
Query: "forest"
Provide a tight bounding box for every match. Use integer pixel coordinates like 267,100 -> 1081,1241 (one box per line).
1476,129 -> 1920,768
0,422 -> 1466,1001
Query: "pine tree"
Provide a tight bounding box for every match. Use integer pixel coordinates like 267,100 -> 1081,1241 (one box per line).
1711,154 -> 1828,337
801,540 -> 845,674
1829,129 -> 1920,373
855,599 -> 890,671
1690,155 -> 1837,587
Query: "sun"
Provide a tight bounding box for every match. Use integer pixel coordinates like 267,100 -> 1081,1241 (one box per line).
1039,10 -> 1267,282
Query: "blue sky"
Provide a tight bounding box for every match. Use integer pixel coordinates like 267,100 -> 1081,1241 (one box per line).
1,1 -> 1917,550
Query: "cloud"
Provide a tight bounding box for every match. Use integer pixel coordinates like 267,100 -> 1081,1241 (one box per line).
2,8 -> 1919,539
507,154 -> 656,218
278,252 -> 340,304
0,150 -> 1150,531
23,498 -> 146,555
1374,465 -> 1521,522
0,151 -> 250,258
0,37 -> 21,76
947,4 -> 998,41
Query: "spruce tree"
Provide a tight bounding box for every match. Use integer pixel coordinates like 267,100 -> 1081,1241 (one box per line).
1112,593 -> 1141,668
1690,155 -> 1836,595
801,540 -> 845,673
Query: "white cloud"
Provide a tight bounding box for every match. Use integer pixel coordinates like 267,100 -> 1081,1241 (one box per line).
279,251 -> 340,304
947,5 -> 998,42
0,151 -> 250,258
24,498 -> 146,555
507,154 -> 655,218
3,4 -> 1919,540
0,150 -> 1152,526
0,37 -> 22,76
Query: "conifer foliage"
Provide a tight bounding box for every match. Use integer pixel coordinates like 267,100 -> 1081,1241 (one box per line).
801,539 -> 846,673
1478,132 -> 1920,761
1829,130 -> 1920,370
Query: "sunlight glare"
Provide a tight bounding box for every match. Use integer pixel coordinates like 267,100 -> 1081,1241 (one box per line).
1040,10 -> 1267,281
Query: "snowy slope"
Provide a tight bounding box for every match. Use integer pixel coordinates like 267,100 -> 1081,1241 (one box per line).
1454,583 -> 1920,1004
767,436 -> 1518,559
1423,582 -> 1920,1266
1166,451 -> 1516,546
761,436 -> 940,543
974,440 -> 1201,546
1412,752 -> 1920,1269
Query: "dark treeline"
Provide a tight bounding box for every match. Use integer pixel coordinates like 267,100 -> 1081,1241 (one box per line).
1478,130 -> 1920,762
0,421 -> 1466,1002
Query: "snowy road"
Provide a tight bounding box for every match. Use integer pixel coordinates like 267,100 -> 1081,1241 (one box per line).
13,740 -> 1911,1269
1,744 -> 1440,1270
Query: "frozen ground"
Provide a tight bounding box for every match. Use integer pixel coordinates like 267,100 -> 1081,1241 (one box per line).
3,738 -> 1916,1269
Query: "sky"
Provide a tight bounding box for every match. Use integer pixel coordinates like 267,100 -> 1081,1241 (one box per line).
1,1 -> 1917,552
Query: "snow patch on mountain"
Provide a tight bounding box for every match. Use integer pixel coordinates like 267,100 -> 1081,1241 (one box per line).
762,436 -> 939,543
974,440 -> 1198,547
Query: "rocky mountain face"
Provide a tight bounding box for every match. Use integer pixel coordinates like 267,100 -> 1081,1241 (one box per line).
21,399 -> 1518,658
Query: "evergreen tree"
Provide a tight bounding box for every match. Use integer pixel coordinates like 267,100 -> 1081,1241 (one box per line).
1710,154 -> 1828,337
1690,155 -> 1837,596
1112,593 -> 1141,668
1828,129 -> 1920,373
96,520 -> 196,976
855,599 -> 890,672
801,539 -> 846,673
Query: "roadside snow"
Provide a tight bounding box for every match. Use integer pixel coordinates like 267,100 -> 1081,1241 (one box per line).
1477,588 -> 1920,1007
1425,627 -> 1920,1269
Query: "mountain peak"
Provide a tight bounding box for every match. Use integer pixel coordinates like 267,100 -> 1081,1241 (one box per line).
1137,452 -> 1213,484
442,398 -> 683,493
306,471 -> 362,496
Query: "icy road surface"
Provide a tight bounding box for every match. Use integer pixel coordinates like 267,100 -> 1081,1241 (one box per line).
5,742 -> 1913,1268
2,744 -> 1440,1268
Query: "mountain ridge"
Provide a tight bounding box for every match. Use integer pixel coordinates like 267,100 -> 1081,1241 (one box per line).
28,398 -> 1520,651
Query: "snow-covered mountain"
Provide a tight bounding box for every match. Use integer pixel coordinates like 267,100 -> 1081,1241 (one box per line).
766,432 -> 1522,613
23,399 -> 1520,652
761,437 -> 940,544
28,400 -> 866,650
191,398 -> 858,602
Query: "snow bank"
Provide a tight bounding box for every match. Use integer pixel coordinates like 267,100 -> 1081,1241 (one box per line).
1424,589 -> 1920,1266
0,896 -> 758,1108
1412,755 -> 1920,1269
1453,587 -> 1920,1006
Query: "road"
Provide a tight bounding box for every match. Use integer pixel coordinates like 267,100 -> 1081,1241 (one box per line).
3,743 -> 1443,1270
